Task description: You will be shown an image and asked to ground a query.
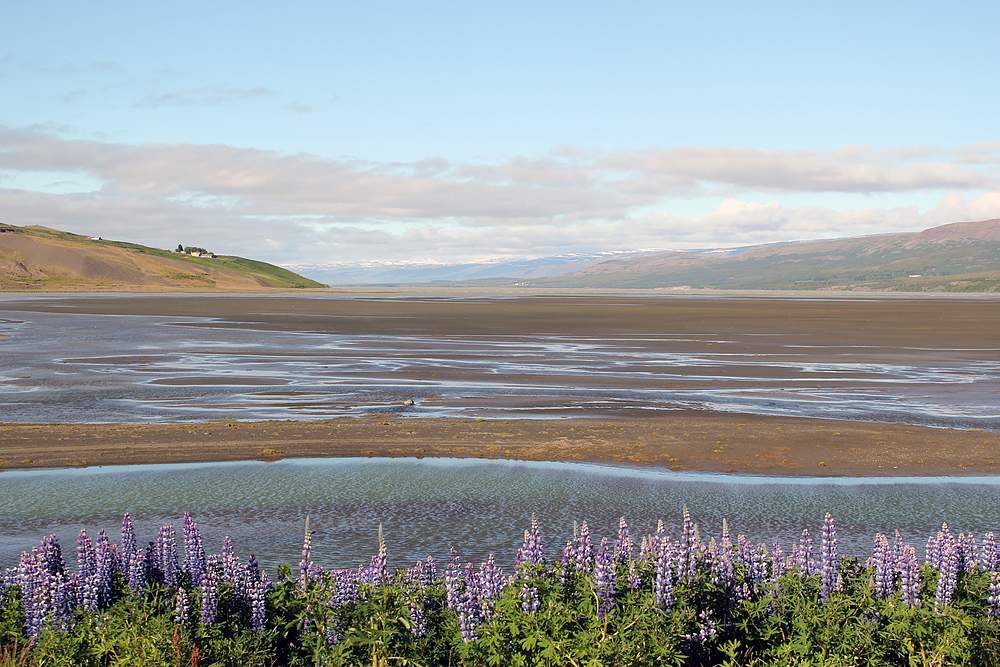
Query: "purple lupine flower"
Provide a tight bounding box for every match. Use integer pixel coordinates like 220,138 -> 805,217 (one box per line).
407,590 -> 427,637
174,587 -> 189,627
521,584 -> 540,614
771,540 -> 785,583
873,533 -> 894,598
183,512 -> 206,586
18,549 -> 45,641
594,537 -> 616,620
299,516 -> 312,589
798,529 -> 813,576
368,524 -> 387,586
516,515 -> 545,567
458,563 -> 483,643
76,530 -> 96,580
820,513 -> 839,602
654,536 -> 675,611
988,571 -> 1000,619
128,546 -> 147,599
627,558 -> 640,591
445,548 -> 462,611
560,540 -> 575,587
249,575 -> 268,633
479,554 -> 505,604
94,530 -> 114,609
220,535 -> 240,586
39,534 -> 66,577
614,516 -> 633,568
926,535 -> 938,568
575,520 -> 594,573
981,532 -> 998,572
899,545 -> 920,607
685,609 -> 718,645
200,568 -> 218,626
934,541 -> 959,614
120,513 -> 137,567
154,524 -> 178,589
76,530 -> 98,611
679,505 -> 696,582
961,533 -> 978,572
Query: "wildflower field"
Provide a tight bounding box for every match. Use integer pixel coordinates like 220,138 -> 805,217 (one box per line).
2,508 -> 999,666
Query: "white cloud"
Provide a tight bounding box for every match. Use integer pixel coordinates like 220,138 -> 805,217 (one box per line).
133,86 -> 273,108
1,126 -> 998,264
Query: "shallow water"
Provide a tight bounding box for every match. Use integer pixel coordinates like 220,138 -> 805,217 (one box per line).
1,458 -> 997,572
1,295 -> 998,428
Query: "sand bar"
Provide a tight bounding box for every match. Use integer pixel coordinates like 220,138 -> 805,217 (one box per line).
1,413 -> 996,477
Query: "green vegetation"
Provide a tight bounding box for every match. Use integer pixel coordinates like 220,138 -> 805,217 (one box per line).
4,512 -> 1000,666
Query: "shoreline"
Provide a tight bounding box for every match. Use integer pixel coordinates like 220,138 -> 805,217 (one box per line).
2,412 -> 996,477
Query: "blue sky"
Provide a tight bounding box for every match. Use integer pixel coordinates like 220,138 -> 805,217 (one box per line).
2,1 -> 999,266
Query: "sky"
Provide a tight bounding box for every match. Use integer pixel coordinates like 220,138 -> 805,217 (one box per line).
2,1 -> 1000,267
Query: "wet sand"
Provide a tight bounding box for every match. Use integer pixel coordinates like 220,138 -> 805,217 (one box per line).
1,413 -> 996,477
1,290 -> 998,476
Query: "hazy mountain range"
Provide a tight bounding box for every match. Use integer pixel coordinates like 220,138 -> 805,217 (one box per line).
289,219 -> 1000,292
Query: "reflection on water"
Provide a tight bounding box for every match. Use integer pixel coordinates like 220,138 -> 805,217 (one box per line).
1,458 -> 998,572
0,307 -> 998,429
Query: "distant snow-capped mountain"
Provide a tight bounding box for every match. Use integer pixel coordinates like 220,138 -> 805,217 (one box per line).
283,250 -> 668,285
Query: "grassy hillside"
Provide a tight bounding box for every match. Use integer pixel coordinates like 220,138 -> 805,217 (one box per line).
0,224 -> 325,290
530,220 -> 1000,292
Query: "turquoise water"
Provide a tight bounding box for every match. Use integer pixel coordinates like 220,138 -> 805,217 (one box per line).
2,458 -> 997,572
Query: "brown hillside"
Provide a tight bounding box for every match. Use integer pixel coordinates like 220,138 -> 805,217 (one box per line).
0,230 -> 274,290
913,218 -> 1000,242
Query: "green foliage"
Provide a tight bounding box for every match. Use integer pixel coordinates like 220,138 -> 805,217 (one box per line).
3,562 -> 1000,666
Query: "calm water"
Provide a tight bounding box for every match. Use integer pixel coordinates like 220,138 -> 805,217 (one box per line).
2,458 -> 998,572
1,294 -> 998,428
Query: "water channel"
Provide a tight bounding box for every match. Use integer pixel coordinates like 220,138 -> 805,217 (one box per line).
2,458 -> 997,572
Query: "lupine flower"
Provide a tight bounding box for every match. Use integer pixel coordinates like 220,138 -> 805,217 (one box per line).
679,505 -> 696,582
299,516 -> 313,589
516,514 -> 545,567
771,540 -> 786,584
685,609 -> 718,645
182,512 -> 206,587
935,541 -> 959,614
174,587 -> 189,627
655,537 -> 675,611
76,530 -> 98,612
981,532 -> 998,572
200,568 -> 218,626
575,520 -> 594,573
406,590 -> 427,637
94,530 -> 114,609
899,545 -> 920,607
820,513 -> 839,602
154,524 -> 178,589
872,533 -> 894,598
988,571 -> 1000,619
521,584 -> 540,614
249,575 -> 268,633
614,516 -> 633,568
458,563 -> 483,643
798,529 -> 813,576
594,537 -> 616,620
368,524 -> 387,585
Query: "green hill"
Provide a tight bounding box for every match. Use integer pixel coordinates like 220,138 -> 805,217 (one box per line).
0,224 -> 325,291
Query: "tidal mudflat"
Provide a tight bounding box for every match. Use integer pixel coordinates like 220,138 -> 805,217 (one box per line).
0,291 -> 997,474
